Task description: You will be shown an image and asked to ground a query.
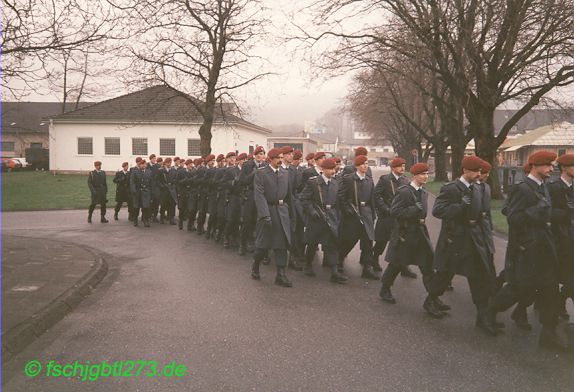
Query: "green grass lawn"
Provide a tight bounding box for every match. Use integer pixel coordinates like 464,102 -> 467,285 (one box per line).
2,171 -> 97,211
426,180 -> 508,235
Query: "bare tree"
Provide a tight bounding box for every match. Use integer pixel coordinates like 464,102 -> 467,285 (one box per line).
2,0 -> 119,98
123,0 -> 271,156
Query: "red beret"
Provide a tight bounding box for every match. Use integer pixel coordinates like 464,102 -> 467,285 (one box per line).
268,148 -> 282,159
390,157 -> 407,168
156,157 -> 163,163
185,159 -> 193,165
216,154 -> 225,162
321,158 -> 337,170
94,161 -> 102,166
254,146 -> 265,155
479,159 -> 492,173
164,157 -> 172,163
280,145 -> 294,155
461,156 -> 482,171
237,153 -> 248,161
293,150 -> 303,160
122,162 -> 129,167
314,151 -> 326,160
354,155 -> 368,166
149,154 -> 156,160
523,163 -> 530,174
226,152 -> 236,159
194,158 -> 203,166
247,154 -> 254,160
410,162 -> 429,175
135,157 -> 143,163
140,159 -> 146,165
334,156 -> 342,164
556,153 -> 574,167
205,154 -> 216,162
174,156 -> 181,162
305,153 -> 315,161
355,146 -> 368,156
528,151 -> 557,166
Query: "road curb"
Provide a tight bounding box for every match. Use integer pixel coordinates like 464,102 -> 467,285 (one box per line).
1,248 -> 108,363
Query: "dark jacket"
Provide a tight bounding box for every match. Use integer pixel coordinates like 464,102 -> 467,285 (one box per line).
432,179 -> 494,278
338,172 -> 376,241
113,170 -> 130,203
374,173 -> 409,242
300,175 -> 340,244
547,178 -> 574,285
385,184 -> 433,266
253,165 -> 292,249
130,168 -> 153,209
477,181 -> 495,255
222,165 -> 241,221
88,170 -> 107,205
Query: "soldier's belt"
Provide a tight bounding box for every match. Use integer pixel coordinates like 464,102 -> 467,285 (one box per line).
268,200 -> 285,206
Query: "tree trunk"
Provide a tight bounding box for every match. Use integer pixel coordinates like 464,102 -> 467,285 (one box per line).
198,119 -> 213,157
433,140 -> 448,181
471,108 -> 503,199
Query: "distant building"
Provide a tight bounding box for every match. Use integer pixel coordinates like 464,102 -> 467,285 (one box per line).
48,85 -> 270,172
499,121 -> 574,166
1,102 -> 92,158
266,130 -> 318,155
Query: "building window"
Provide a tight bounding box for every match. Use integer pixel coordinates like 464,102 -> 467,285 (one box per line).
1,141 -> 15,151
160,138 -> 176,156
132,138 -> 147,156
105,138 -> 120,155
188,139 -> 201,156
77,138 -> 93,155
249,145 -> 254,154
30,142 -> 43,149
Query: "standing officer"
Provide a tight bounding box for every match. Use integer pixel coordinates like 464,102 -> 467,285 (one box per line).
88,161 -> 108,223
131,158 -> 153,227
373,157 -> 417,278
239,146 -> 266,252
486,151 -> 563,349
299,158 -> 348,283
113,162 -> 131,221
379,163 -> 447,318
251,148 -> 293,287
433,156 -> 498,335
342,147 -> 373,178
548,153 -> 574,320
338,155 -> 379,279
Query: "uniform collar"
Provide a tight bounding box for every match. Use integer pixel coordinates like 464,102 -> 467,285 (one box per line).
356,172 -> 366,181
321,174 -> 331,184
561,176 -> 573,188
392,172 -> 401,181
459,176 -> 472,188
410,181 -> 421,191
270,165 -> 279,173
527,173 -> 543,186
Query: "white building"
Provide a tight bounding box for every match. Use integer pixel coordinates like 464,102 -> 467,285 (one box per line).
48,85 -> 271,172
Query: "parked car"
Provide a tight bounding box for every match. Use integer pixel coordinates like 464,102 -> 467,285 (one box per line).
12,158 -> 29,168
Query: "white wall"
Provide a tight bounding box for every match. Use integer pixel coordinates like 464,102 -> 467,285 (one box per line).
49,122 -> 268,171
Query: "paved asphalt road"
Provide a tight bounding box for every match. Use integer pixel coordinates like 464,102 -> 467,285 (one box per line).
2,186 -> 574,391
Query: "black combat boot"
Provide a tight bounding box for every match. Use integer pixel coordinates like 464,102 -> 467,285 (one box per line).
423,296 -> 445,319
114,211 -> 119,221
361,265 -> 379,280
433,297 -> 451,311
330,270 -> 348,284
275,267 -> 293,287
379,286 -> 396,304
88,214 -> 93,223
251,260 -> 261,280
475,304 -> 499,336
101,216 -> 109,223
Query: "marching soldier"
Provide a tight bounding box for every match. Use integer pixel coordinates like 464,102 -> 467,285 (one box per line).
338,155 -> 379,279
207,154 -> 225,239
299,158 -> 348,283
113,162 -> 131,221
486,151 -> 563,349
280,145 -> 304,271
342,147 -> 373,178
197,154 -> 216,235
131,158 -> 153,227
305,153 -> 315,169
188,158 -> 206,231
291,150 -> 306,269
433,156 -> 498,335
548,153 -> 574,321
239,146 -> 266,253
176,159 -> 194,230
87,161 -> 108,223
251,148 -> 294,287
148,154 -> 161,223
373,157 -> 417,278
379,163 -> 447,318
214,154 -> 229,242
222,152 -> 241,248
301,151 -> 326,191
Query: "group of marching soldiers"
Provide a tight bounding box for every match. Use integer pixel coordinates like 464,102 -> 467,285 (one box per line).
88,146 -> 574,351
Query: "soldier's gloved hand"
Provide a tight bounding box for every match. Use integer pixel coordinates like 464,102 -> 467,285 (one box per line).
415,201 -> 423,211
461,194 -> 472,206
